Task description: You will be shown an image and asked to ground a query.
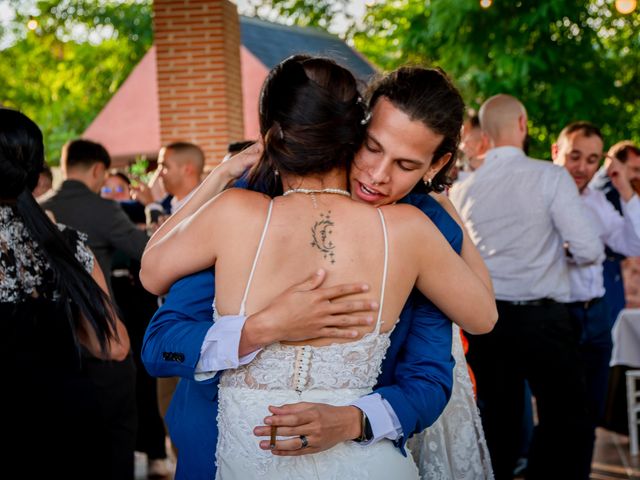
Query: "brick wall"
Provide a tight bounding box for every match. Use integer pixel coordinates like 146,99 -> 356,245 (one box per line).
154,0 -> 244,167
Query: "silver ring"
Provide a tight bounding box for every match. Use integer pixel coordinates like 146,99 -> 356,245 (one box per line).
300,435 -> 309,449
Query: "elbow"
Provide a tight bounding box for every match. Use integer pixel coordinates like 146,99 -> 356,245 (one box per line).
465,302 -> 498,335
140,253 -> 168,296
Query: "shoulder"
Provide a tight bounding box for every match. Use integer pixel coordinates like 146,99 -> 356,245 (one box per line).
400,194 -> 461,246
379,203 -> 438,237
198,188 -> 271,227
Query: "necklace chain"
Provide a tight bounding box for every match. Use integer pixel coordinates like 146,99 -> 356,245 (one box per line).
282,188 -> 350,198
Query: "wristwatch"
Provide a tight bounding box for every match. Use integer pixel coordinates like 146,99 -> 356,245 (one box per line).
353,408 -> 374,443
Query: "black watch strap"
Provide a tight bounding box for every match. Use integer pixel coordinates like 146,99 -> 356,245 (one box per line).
354,408 -> 373,442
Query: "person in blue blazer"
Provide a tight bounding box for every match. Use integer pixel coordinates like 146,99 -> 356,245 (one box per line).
142,66 -> 494,478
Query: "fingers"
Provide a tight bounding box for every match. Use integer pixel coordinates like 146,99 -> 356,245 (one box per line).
267,402 -> 312,416
295,269 -> 327,292
326,300 -> 378,315
317,283 -> 371,302
254,425 -> 307,438
258,437 -> 315,453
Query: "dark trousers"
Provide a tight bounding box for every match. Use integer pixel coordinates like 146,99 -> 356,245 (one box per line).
467,301 -> 592,480
569,298 -> 613,466
112,274 -> 168,460
603,259 -> 625,326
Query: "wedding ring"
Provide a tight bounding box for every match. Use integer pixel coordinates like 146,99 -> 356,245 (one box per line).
300,434 -> 309,449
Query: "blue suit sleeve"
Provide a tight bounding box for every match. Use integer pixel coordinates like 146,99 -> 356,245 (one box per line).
373,194 -> 462,447
374,295 -> 455,449
142,270 -> 218,383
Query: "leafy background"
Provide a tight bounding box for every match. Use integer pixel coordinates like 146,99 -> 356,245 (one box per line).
1,0 -> 638,163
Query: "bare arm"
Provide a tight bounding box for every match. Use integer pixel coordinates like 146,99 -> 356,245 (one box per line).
141,189 -> 256,295
396,205 -> 497,334
145,143 -> 262,253
77,257 -> 131,361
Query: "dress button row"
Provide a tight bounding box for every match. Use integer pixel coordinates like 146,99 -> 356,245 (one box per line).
293,346 -> 312,392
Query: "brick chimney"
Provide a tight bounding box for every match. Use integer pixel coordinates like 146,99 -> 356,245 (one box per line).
154,0 -> 244,168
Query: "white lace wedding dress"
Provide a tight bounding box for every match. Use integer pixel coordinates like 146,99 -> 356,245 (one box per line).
408,324 -> 494,479
215,203 -> 418,479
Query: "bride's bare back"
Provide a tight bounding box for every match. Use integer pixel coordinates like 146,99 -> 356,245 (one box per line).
144,187 -> 495,344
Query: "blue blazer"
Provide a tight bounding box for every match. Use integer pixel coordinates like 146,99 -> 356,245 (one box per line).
142,194 -> 462,480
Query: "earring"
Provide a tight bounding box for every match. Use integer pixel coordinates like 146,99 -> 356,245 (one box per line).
274,168 -> 280,177
423,178 -> 432,188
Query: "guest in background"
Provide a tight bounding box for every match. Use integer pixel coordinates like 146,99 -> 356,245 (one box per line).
104,168 -> 171,477
590,141 -> 640,325
32,163 -> 53,198
552,121 -> 640,468
450,94 -> 602,479
1,108 -> 132,479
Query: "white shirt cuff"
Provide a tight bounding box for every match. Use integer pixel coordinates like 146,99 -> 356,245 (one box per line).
351,393 -> 403,445
194,315 -> 261,381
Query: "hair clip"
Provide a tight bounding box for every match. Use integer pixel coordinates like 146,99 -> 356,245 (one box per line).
360,111 -> 371,126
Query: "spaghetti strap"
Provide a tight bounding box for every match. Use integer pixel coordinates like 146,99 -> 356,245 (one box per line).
375,208 -> 389,334
239,200 -> 274,316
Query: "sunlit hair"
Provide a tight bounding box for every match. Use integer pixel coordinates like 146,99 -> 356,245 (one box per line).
164,141 -> 205,175
608,140 -> 640,164
366,66 -> 465,193
248,55 -> 366,196
556,121 -> 603,148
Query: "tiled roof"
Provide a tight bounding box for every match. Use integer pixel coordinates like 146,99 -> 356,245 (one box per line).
240,16 -> 375,80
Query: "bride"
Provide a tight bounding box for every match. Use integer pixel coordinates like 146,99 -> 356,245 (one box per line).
141,55 -> 496,478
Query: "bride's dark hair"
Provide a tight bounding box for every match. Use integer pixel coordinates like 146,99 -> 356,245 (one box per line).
0,108 -> 118,354
248,55 -> 366,196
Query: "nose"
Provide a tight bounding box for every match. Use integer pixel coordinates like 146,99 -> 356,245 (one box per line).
369,161 -> 391,186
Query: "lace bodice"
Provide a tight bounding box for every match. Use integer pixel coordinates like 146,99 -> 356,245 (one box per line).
215,202 -> 421,479
220,330 -> 393,391
0,205 -> 94,303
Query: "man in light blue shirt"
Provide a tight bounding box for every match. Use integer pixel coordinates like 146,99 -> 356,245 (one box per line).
450,94 -> 603,479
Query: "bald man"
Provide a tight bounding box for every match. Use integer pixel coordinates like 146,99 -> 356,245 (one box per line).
157,142 -> 205,213
450,94 -> 602,479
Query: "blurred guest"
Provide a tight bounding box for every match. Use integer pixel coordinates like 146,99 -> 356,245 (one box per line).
552,121 -> 640,466
590,141 -> 640,324
32,164 -> 53,198
105,169 -> 171,477
450,94 -> 602,479
1,108 -> 133,479
460,114 -> 489,172
39,139 -> 148,292
101,171 -> 132,201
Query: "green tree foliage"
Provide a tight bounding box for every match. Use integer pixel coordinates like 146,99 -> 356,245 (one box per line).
0,0 -> 153,164
254,0 -> 640,158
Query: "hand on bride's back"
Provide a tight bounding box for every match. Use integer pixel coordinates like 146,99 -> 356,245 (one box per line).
240,269 -> 378,355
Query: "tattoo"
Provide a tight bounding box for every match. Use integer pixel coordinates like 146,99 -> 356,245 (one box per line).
310,210 -> 336,264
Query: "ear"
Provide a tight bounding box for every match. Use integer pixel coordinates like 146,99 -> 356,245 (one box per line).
518,114 -> 526,132
92,162 -> 105,179
425,152 -> 452,180
551,143 -> 559,163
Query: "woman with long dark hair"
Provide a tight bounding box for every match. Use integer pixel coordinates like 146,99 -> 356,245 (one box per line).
0,108 -> 133,479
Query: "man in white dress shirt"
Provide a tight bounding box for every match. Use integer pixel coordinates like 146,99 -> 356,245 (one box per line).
552,121 -> 640,457
450,94 -> 603,480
